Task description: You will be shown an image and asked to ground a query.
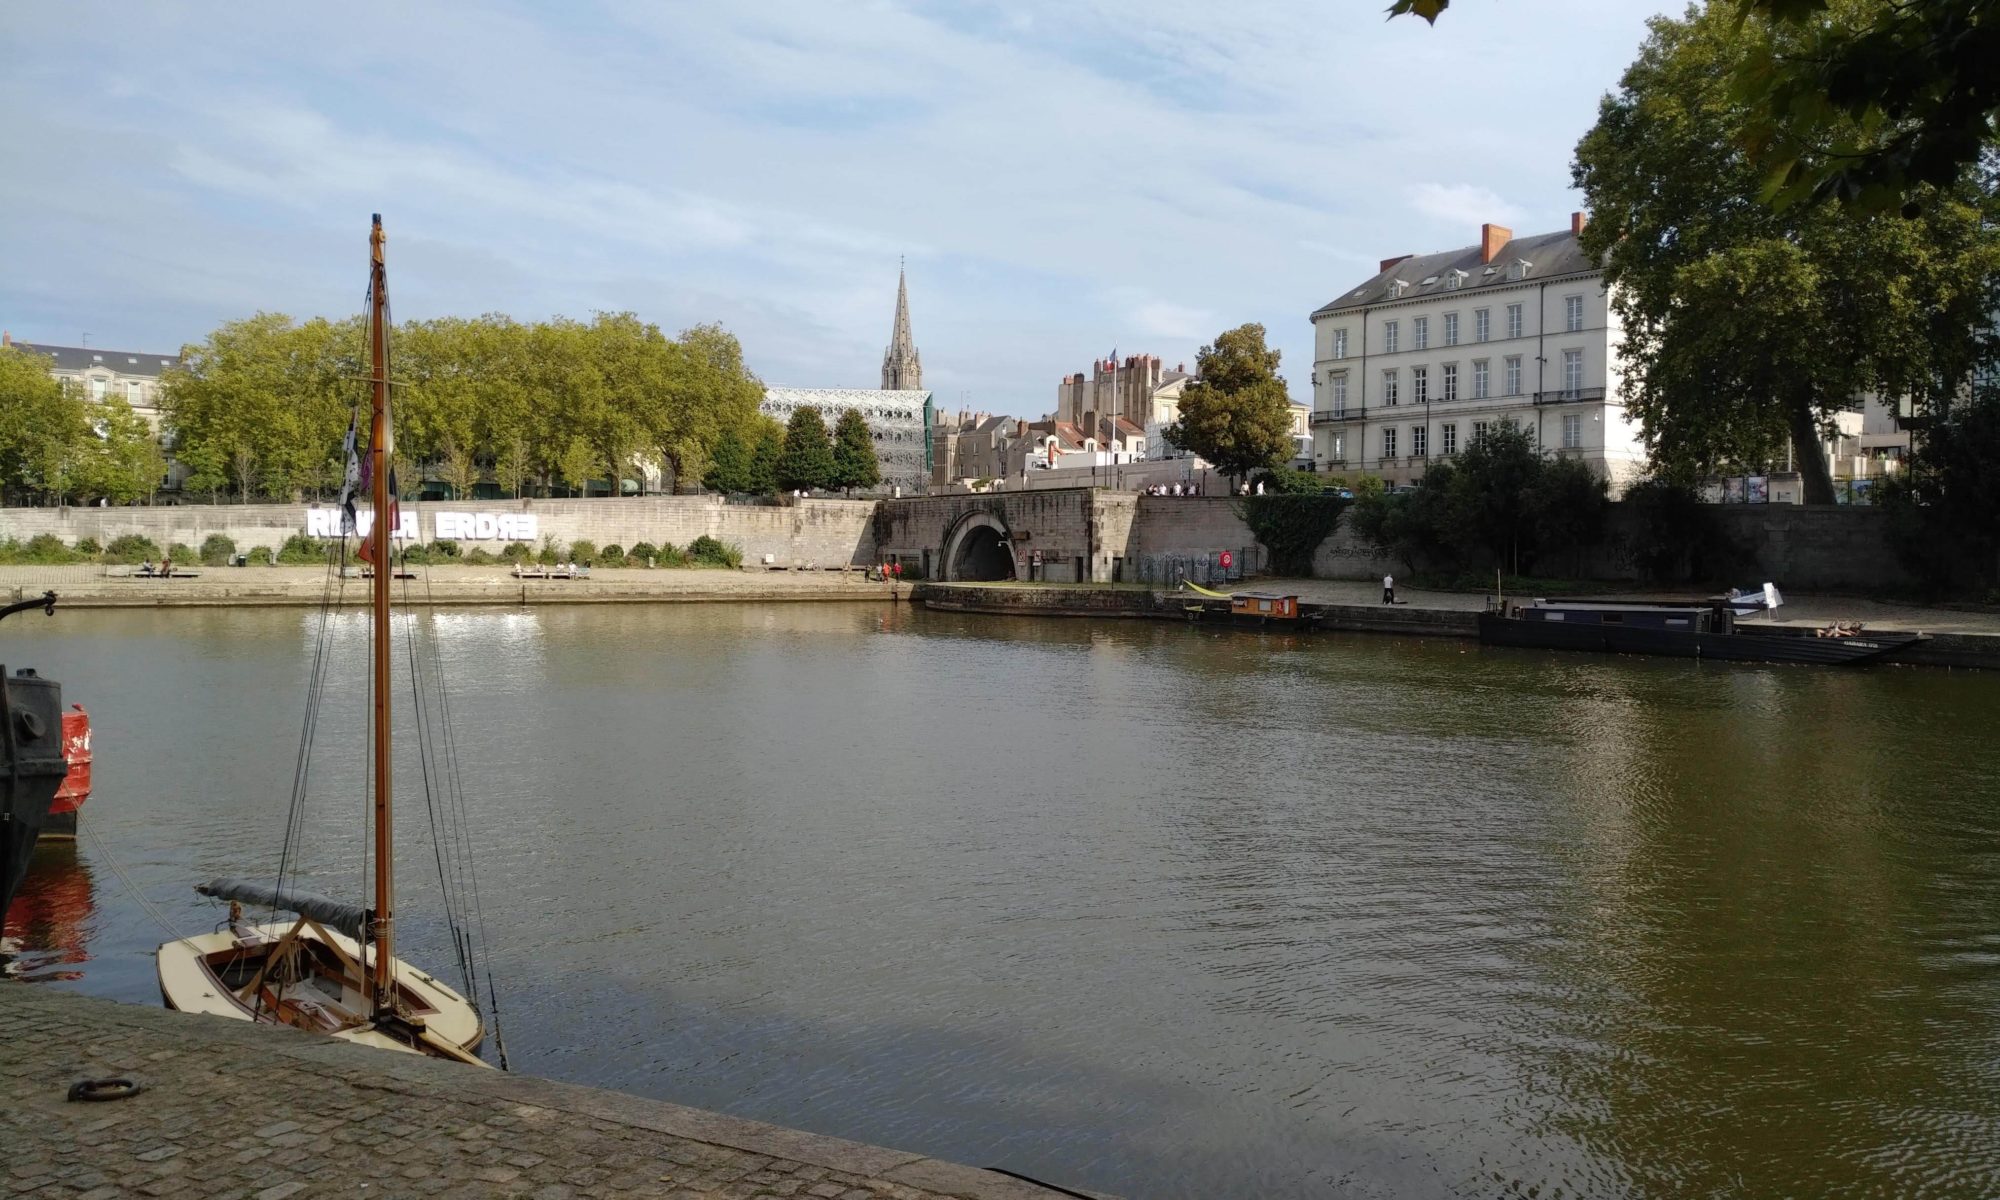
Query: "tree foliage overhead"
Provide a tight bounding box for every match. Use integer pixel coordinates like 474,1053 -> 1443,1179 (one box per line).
1165,324 -> 1297,482
829,408 -> 881,495
1572,0 -> 2000,504
159,311 -> 767,502
1392,0 -> 2000,215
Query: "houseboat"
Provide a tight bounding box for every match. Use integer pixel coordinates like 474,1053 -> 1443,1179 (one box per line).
1478,589 -> 1924,666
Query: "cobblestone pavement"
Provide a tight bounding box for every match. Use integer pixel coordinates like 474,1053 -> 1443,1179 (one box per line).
0,986 -> 1104,1200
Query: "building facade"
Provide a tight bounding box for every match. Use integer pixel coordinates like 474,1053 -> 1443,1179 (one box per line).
1054,354 -> 1191,435
762,387 -> 934,496
3,332 -> 185,488
1307,215 -> 1645,492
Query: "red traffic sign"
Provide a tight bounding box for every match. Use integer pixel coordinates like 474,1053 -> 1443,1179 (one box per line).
1218,550 -> 1234,569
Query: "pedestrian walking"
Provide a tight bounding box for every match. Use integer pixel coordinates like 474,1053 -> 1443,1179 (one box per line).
1382,573 -> 1395,605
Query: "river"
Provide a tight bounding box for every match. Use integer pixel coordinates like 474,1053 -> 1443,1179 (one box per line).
6,604 -> 2000,1198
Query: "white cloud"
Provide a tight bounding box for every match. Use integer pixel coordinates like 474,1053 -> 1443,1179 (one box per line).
1406,183 -> 1524,231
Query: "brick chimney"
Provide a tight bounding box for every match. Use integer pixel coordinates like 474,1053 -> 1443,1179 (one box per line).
1570,210 -> 1588,235
1480,223 -> 1513,264
1379,254 -> 1412,275
1,330 -> 10,347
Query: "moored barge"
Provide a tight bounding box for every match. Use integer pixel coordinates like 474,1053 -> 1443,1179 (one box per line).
1478,590 -> 1924,666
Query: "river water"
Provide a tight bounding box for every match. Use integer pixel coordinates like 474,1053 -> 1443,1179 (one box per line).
6,604 -> 2000,1198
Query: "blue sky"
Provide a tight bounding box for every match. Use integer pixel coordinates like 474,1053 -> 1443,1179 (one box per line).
0,0 -> 1672,417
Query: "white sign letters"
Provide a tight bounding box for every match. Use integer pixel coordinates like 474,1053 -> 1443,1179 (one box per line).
302,510 -> 538,543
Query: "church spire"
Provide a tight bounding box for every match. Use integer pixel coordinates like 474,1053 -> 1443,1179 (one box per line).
881,260 -> 922,391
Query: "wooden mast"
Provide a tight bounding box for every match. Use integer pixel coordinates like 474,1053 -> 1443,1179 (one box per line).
366,213 -> 396,1014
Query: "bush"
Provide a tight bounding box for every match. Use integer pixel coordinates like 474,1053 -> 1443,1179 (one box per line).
687,535 -> 742,568
599,543 -> 624,566
463,547 -> 498,565
0,535 -> 84,565
629,541 -> 659,567
568,538 -> 598,565
430,539 -> 460,559
1249,466 -> 1325,495
500,541 -> 533,563
275,534 -> 330,564
74,536 -> 101,557
656,541 -> 692,567
200,533 -> 237,566
536,535 -> 561,566
1621,479 -> 1740,584
103,534 -> 163,564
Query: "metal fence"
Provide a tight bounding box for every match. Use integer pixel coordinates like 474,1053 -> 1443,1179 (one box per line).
1118,546 -> 1263,587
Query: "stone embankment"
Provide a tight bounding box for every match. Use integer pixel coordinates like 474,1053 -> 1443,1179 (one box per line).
0,985 -> 1109,1200
1,565 -> 901,609
913,581 -> 2000,669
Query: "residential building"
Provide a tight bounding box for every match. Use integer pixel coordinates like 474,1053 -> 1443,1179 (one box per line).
3,331 -> 185,488
1308,215 -> 1645,491
1054,354 -> 1194,437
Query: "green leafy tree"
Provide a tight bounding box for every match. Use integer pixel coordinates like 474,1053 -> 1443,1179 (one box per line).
0,348 -> 94,504
1392,0 -> 2000,214
704,427 -> 751,493
747,418 -> 783,495
1165,324 -> 1296,484
776,406 -> 834,493
1573,2 -> 2000,504
81,396 -> 167,504
829,408 -> 881,496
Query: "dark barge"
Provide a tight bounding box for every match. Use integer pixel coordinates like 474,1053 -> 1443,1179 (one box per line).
1478,591 -> 1924,666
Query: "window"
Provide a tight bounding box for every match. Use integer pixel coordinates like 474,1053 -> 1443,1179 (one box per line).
1565,294 -> 1584,332
1383,321 -> 1399,354
1441,423 -> 1457,455
1474,308 -> 1490,342
1333,328 -> 1349,360
1382,427 -> 1398,458
1504,355 -> 1522,396
1328,431 -> 1346,461
1472,359 -> 1489,398
1443,312 -> 1459,346
1330,372 -> 1348,416
1507,303 -> 1523,339
90,378 -> 107,400
1442,363 -> 1458,401
1472,420 -> 1490,446
1562,413 -> 1582,449
1413,316 -> 1429,350
1382,369 -> 1399,407
1412,425 -> 1428,457
1563,349 -> 1584,395
1412,366 -> 1429,404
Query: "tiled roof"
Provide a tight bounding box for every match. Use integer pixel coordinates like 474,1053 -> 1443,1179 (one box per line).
10,341 -> 181,378
1311,228 -> 1596,319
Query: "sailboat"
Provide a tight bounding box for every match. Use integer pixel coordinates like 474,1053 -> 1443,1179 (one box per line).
157,217 -> 493,1066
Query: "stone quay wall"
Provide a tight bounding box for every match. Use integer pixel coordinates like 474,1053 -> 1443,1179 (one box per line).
0,497 -> 879,569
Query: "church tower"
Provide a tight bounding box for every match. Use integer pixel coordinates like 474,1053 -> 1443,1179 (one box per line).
880,262 -> 922,390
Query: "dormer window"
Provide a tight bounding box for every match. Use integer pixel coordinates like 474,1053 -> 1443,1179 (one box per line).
1445,269 -> 1467,290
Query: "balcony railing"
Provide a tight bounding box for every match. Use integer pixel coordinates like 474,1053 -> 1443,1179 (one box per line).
1532,387 -> 1607,405
1310,408 -> 1365,425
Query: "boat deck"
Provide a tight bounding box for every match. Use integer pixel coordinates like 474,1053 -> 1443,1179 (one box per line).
0,985 -> 1110,1200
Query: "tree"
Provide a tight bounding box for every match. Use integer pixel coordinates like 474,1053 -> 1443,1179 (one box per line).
829,409 -> 881,496
1165,324 -> 1296,483
1392,0 -> 2000,215
81,397 -> 167,504
704,427 -> 751,493
0,348 -> 93,505
747,419 -> 783,495
1572,2 -> 2000,503
776,407 -> 834,493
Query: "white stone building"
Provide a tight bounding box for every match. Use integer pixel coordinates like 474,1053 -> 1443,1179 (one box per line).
3,332 -> 185,488
1307,216 -> 1645,492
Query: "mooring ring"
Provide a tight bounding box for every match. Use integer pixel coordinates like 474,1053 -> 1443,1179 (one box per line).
66,1078 -> 143,1102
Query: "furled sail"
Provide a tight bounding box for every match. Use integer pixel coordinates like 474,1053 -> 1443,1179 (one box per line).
196,877 -> 368,940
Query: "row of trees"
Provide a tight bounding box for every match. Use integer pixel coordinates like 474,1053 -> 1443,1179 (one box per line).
704,407 -> 880,495
160,312 -> 770,502
0,346 -> 166,505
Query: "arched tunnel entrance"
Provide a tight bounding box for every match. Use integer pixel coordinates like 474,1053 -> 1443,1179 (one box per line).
944,515 -> 1018,582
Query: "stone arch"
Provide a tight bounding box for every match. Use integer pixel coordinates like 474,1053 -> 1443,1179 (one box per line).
940,509 -> 1017,582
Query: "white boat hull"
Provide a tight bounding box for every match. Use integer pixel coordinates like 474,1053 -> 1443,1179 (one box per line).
157,921 -> 487,1064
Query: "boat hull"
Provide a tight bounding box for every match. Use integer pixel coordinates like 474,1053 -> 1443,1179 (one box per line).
42,706 -> 91,840
2,672 -> 69,922
157,921 -> 487,1063
1477,613 -> 1924,665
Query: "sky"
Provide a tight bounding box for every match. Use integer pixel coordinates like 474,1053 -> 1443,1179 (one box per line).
0,0 -> 1675,417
